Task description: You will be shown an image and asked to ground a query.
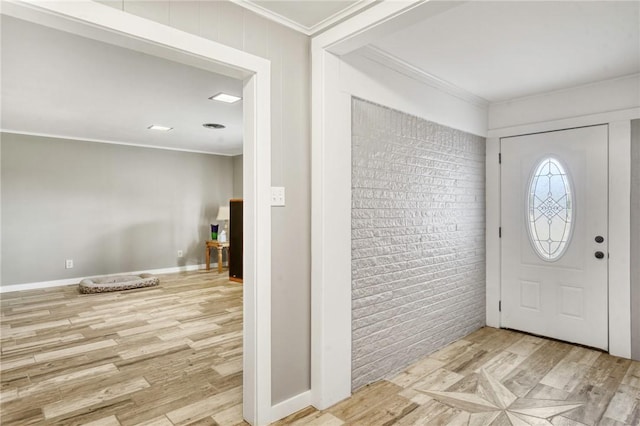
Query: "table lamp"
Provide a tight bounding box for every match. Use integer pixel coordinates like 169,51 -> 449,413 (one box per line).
216,206 -> 230,242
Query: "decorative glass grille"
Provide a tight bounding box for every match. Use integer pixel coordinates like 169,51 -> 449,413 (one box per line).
527,157 -> 573,261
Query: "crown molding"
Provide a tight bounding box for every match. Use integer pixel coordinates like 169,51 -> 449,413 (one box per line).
232,0 -> 308,34
308,0 -> 376,35
233,0 -> 375,36
0,129 -> 241,157
359,45 -> 489,108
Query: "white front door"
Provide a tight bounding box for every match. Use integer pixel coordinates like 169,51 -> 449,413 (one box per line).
500,125 -> 608,350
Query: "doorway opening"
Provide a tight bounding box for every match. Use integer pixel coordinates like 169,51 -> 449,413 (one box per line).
499,125 -> 609,350
1,2 -> 272,424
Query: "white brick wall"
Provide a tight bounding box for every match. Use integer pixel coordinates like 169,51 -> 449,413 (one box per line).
351,98 -> 486,390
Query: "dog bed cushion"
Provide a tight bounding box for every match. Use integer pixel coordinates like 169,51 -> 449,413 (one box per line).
79,273 -> 159,294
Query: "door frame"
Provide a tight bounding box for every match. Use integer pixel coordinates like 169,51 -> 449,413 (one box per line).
1,1 -> 273,424
486,113 -> 633,358
498,125 -> 610,350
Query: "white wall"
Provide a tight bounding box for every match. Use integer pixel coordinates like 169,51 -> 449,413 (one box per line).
489,74 -> 640,131
342,51 -> 488,137
1,132 -> 234,286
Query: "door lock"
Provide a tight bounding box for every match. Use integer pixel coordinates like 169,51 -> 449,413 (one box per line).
595,236 -> 604,243
594,251 -> 605,259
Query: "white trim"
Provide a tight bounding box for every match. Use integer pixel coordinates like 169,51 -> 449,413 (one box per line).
241,68 -> 273,426
608,121 -> 632,358
488,108 -> 640,139
485,137 -> 501,328
308,1 -> 376,35
0,264 -> 207,293
269,391 -> 312,423
0,129 -> 242,157
2,2 -> 253,80
359,46 -> 489,108
2,2 -> 272,425
311,49 -> 354,410
231,1 -> 308,35
487,116 -> 636,359
233,0 -> 374,36
313,1 -> 464,56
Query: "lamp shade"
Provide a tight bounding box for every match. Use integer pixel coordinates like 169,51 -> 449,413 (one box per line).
216,206 -> 230,221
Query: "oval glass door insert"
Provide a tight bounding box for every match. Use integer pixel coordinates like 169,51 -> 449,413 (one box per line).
527,157 -> 574,261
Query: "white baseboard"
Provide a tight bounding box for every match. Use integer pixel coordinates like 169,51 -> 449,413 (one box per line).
0,264 -> 209,293
270,390 -> 312,423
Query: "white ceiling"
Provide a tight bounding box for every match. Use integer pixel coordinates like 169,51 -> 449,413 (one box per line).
370,1 -> 640,102
241,0 -> 372,34
1,16 -> 244,156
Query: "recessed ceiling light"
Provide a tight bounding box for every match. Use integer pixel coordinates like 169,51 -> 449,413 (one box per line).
147,125 -> 173,131
209,93 -> 242,103
203,123 -> 226,129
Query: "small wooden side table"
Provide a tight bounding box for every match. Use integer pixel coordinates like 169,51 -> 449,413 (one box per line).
206,240 -> 230,273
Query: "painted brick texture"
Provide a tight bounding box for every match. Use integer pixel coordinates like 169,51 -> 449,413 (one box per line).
351,98 -> 486,390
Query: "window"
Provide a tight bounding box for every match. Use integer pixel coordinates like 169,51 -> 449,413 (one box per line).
527,157 -> 573,261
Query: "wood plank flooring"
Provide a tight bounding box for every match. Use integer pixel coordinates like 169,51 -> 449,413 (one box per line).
1,271 -> 246,425
276,328 -> 640,426
3,274 -> 639,425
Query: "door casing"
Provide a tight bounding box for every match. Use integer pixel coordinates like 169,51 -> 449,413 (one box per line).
499,125 -> 609,350
0,2 -> 274,425
486,118 -> 632,359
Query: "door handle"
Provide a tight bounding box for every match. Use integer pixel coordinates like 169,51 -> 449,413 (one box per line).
595,251 -> 605,259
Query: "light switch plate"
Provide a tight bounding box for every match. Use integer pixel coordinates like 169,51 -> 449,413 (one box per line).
271,186 -> 285,206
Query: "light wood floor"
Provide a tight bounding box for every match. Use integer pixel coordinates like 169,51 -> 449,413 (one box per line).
2,274 -> 639,425
1,271 -> 246,425
276,328 -> 640,426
